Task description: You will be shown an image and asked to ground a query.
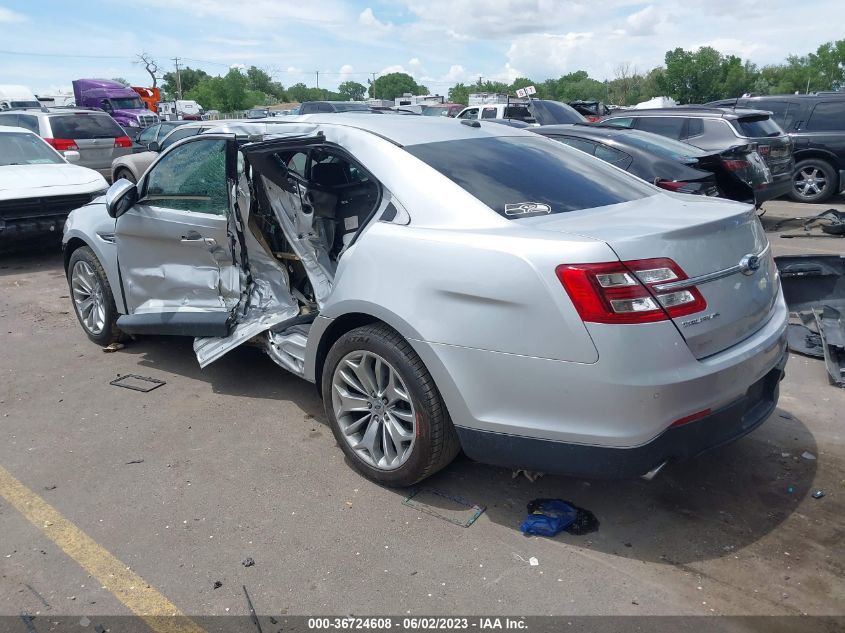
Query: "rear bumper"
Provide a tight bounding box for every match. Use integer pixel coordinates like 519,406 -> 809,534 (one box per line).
755,170 -> 793,204
456,352 -> 787,478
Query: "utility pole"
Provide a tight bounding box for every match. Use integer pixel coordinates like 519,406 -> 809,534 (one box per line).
372,72 -> 377,100
172,57 -> 182,99
315,70 -> 320,90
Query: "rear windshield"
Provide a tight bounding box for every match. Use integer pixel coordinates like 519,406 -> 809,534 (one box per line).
732,115 -> 782,138
47,113 -> 125,139
613,129 -> 706,161
405,135 -> 654,217
0,132 -> 63,165
332,103 -> 370,112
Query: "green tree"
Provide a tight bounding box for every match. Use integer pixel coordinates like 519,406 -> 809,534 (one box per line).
337,81 -> 366,101
807,40 -> 845,90
245,66 -> 287,101
659,46 -> 726,103
448,83 -> 470,105
369,72 -> 428,100
185,69 -> 264,112
162,67 -> 211,99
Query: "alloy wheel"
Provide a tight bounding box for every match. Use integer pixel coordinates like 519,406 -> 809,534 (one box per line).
794,166 -> 827,198
331,350 -> 416,471
71,260 -> 106,335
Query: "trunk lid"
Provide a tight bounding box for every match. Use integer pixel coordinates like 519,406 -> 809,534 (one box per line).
522,194 -> 779,358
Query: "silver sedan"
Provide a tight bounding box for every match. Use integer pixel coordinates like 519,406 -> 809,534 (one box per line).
62,114 -> 788,486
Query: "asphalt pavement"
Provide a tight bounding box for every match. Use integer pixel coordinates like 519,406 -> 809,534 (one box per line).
0,197 -> 843,620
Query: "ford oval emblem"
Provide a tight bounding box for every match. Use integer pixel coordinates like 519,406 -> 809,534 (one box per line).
739,254 -> 761,276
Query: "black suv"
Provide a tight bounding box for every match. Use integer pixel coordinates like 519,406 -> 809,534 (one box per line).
707,93 -> 845,203
601,106 -> 794,204
298,101 -> 373,114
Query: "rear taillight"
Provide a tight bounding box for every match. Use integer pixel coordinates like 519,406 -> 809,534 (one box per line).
43,138 -> 78,151
654,179 -> 702,194
555,258 -> 707,324
114,135 -> 132,148
721,158 -> 748,172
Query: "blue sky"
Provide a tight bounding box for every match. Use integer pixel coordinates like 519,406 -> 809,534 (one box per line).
0,0 -> 841,96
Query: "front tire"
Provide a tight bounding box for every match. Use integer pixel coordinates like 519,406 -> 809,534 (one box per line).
322,324 -> 460,486
114,168 -> 136,184
67,246 -> 122,346
790,159 -> 836,203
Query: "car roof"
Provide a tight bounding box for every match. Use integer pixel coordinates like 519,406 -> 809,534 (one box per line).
211,113 -> 537,147
609,106 -> 772,119
0,124 -> 37,134
535,123 -> 629,138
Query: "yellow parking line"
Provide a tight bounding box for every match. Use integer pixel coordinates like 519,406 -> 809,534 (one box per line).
0,464 -> 204,633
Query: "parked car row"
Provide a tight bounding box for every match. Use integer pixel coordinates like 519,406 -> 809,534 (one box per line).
57,113 -> 788,487
0,126 -> 107,246
705,93 -> 845,202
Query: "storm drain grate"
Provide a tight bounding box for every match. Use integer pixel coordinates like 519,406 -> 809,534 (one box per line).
402,488 -> 486,528
110,374 -> 166,393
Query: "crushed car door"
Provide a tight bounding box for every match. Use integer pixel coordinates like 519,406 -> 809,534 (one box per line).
114,135 -> 242,337
193,134 -> 328,368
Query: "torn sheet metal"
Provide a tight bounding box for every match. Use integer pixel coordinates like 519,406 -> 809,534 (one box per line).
194,176 -> 299,368
265,323 -> 311,376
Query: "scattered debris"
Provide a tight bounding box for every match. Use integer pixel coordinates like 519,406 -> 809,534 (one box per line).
126,459 -> 144,465
512,469 -> 544,482
242,557 -> 255,567
243,585 -> 264,633
528,556 -> 539,566
19,613 -> 37,633
772,208 -> 845,237
44,485 -> 56,491
776,255 -> 845,388
110,374 -> 166,393
402,488 -> 486,528
802,451 -> 817,461
79,616 -> 90,627
102,342 -> 124,353
24,584 -> 50,610
213,581 -> 222,589
787,486 -> 795,494
521,498 -> 600,537
812,490 -> 826,499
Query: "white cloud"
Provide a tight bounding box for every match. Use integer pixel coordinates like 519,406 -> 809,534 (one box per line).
0,7 -> 26,22
358,7 -> 393,32
505,32 -> 596,78
623,5 -> 662,36
337,64 -> 355,81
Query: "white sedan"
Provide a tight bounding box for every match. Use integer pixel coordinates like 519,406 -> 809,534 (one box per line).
0,125 -> 107,246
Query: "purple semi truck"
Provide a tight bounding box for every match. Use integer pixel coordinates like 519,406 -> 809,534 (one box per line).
72,79 -> 159,132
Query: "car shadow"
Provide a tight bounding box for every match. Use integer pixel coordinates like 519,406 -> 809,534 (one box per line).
117,336 -> 326,420
391,409 -> 818,565
0,245 -> 64,277
117,334 -> 817,566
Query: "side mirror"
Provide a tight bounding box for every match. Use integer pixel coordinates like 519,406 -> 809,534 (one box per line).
105,179 -> 138,219
64,150 -> 80,163
148,140 -> 161,153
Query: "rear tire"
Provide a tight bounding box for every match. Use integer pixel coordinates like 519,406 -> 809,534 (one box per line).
322,324 -> 460,487
114,168 -> 136,184
67,246 -> 123,346
790,159 -> 836,203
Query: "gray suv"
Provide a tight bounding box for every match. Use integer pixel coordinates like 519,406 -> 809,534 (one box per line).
0,108 -> 132,181
601,107 -> 794,204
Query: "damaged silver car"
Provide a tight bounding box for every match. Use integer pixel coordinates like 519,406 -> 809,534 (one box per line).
63,115 -> 788,486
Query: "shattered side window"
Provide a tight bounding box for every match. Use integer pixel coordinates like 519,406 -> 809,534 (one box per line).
145,139 -> 229,216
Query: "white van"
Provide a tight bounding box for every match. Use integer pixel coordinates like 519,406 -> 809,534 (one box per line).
0,85 -> 40,110
157,99 -> 204,120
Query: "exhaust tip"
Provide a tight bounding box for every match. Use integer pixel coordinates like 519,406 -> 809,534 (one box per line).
641,461 -> 668,482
